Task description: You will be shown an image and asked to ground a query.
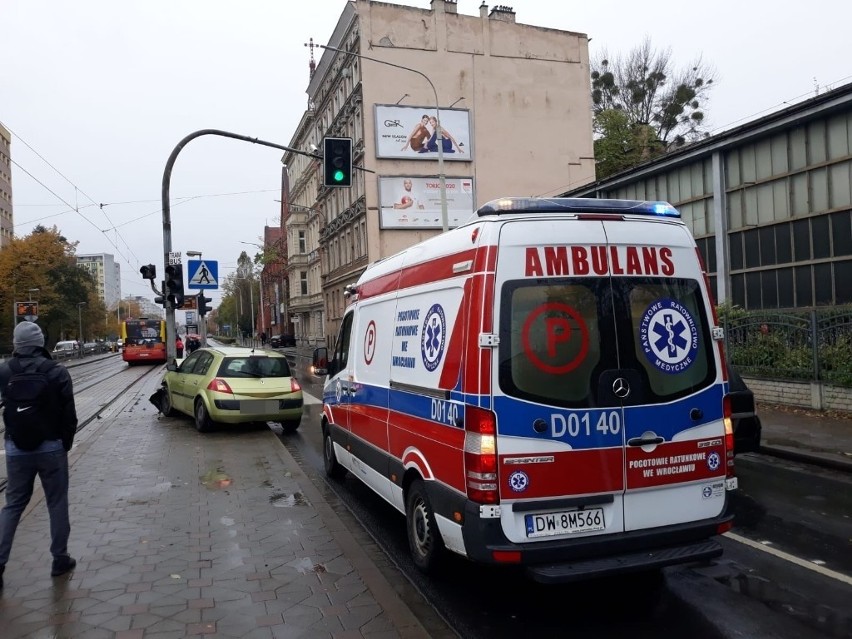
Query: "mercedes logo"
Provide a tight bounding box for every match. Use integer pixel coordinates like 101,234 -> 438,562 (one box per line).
612,377 -> 630,398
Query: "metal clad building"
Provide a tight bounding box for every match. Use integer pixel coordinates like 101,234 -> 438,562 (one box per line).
566,82 -> 852,310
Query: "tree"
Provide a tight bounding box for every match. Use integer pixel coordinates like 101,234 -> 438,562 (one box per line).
0,225 -> 101,349
591,37 -> 716,178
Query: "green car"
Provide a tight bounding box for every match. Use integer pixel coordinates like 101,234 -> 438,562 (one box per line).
159,346 -> 303,433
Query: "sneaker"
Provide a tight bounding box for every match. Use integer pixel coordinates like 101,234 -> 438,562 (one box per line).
51,555 -> 76,577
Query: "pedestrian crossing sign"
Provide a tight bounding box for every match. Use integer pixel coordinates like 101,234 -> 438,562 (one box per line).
186,259 -> 218,290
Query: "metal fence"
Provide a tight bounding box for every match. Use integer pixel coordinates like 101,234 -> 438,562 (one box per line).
721,305 -> 852,387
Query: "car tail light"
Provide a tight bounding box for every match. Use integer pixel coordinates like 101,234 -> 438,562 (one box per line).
464,406 -> 498,504
207,378 -> 233,394
722,394 -> 736,478
291,378 -> 302,392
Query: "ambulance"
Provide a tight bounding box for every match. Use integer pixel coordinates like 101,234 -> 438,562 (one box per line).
313,197 -> 737,584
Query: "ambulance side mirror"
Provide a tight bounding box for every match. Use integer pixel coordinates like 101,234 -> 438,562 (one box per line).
312,347 -> 329,377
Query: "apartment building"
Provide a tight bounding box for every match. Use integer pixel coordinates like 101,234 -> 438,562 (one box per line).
282,0 -> 595,342
0,123 -> 13,248
77,253 -> 121,310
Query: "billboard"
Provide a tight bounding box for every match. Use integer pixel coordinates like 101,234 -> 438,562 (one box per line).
378,176 -> 475,229
374,105 -> 472,161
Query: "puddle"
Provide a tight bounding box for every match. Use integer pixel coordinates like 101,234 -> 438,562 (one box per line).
201,468 -> 233,489
269,492 -> 308,507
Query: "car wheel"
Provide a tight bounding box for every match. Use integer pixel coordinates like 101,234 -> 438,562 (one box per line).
406,479 -> 445,573
160,386 -> 176,417
323,426 -> 346,480
194,399 -> 214,433
280,417 -> 301,434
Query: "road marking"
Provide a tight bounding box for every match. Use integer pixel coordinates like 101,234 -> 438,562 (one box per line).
302,391 -> 322,405
725,531 -> 852,585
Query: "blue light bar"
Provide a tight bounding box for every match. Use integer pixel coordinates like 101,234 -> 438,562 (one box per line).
476,197 -> 681,218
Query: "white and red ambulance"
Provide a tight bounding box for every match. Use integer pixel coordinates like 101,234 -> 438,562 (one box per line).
313,197 -> 737,584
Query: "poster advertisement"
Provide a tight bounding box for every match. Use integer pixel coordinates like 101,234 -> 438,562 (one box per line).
374,105 -> 472,161
378,176 -> 475,229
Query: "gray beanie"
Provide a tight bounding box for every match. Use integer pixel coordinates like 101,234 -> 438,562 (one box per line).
13,321 -> 45,350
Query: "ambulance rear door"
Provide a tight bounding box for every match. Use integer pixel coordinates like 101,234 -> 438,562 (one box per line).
601,218 -> 727,532
493,217 -> 628,544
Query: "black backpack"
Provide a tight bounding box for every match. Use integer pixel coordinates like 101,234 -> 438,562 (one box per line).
3,358 -> 59,451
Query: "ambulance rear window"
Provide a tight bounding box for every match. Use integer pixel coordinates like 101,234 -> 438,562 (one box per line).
498,277 -> 715,408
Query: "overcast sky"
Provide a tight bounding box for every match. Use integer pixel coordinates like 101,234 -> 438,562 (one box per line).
2,0 -> 850,306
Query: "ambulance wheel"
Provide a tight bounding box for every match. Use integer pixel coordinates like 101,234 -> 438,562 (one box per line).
194,399 -> 214,433
323,428 -> 346,480
406,480 -> 445,573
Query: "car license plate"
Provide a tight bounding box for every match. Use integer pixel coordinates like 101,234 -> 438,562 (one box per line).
525,508 -> 605,538
240,400 -> 279,414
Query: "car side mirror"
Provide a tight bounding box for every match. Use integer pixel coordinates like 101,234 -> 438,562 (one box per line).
312,347 -> 329,377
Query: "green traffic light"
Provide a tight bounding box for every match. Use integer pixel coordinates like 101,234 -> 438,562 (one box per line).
333,170 -> 345,182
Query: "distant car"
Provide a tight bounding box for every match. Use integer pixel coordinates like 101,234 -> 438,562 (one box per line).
269,334 -> 296,348
728,365 -> 762,455
53,340 -> 78,353
157,346 -> 303,433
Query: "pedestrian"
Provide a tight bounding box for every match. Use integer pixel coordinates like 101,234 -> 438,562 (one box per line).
0,321 -> 78,589
176,335 -> 184,358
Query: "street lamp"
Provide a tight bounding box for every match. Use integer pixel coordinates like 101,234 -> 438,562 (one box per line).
77,302 -> 86,358
240,242 -> 267,341
319,43 -> 449,233
235,277 -> 255,345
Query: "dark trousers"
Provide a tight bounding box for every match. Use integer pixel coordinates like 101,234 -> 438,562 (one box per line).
0,450 -> 70,566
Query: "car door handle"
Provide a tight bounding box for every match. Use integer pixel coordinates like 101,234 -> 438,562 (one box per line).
627,436 -> 664,447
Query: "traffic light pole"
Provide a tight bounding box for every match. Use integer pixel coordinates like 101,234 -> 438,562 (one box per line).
160,129 -> 320,363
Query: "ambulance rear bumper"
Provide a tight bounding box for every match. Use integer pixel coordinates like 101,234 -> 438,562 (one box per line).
525,538 -> 722,583
461,501 -> 732,582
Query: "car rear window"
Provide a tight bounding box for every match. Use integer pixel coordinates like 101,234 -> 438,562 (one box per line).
216,356 -> 291,378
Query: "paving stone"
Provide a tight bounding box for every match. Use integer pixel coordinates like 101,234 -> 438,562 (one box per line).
0,373 -> 426,638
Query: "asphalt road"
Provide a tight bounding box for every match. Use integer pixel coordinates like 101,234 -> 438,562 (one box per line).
280,354 -> 850,639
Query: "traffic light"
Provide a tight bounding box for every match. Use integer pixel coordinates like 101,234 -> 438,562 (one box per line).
154,280 -> 166,306
164,264 -> 185,309
198,294 -> 212,317
140,264 -> 157,280
323,137 -> 352,187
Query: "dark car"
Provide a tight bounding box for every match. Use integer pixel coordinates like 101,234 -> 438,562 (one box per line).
271,334 -> 296,348
728,365 -> 762,455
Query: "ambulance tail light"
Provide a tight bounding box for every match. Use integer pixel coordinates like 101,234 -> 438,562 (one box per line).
722,394 -> 736,478
464,406 -> 499,504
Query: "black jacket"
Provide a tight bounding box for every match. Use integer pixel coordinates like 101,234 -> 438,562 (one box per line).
0,346 -> 79,451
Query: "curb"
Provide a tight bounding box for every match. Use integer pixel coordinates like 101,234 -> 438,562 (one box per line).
758,444 -> 852,473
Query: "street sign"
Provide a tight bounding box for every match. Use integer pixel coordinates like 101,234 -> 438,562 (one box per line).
182,295 -> 198,310
168,251 -> 182,265
185,311 -> 196,323
186,260 -> 218,289
16,302 -> 38,322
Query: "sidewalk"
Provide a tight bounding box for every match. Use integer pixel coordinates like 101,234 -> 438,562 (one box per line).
0,371 -> 431,638
756,404 -> 852,472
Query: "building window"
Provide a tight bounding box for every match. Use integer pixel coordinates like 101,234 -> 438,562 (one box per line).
300,271 -> 308,296
298,231 -> 306,254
